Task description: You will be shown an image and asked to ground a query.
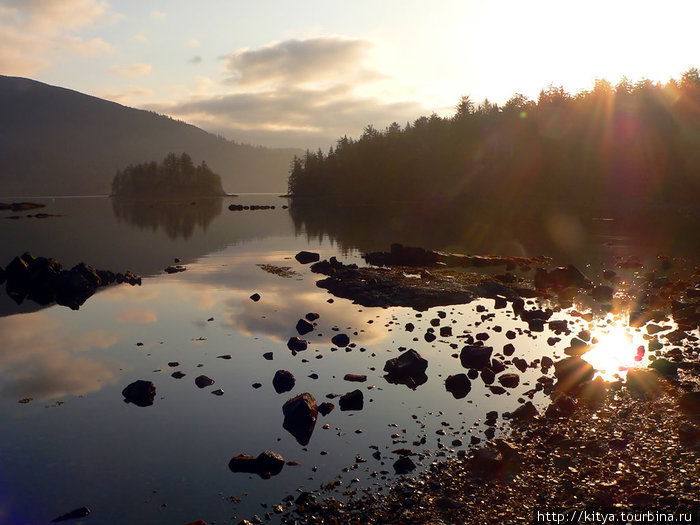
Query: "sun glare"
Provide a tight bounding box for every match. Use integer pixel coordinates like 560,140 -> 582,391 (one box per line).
582,321 -> 648,381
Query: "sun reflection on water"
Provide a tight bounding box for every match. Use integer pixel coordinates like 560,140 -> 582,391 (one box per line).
582,318 -> 648,381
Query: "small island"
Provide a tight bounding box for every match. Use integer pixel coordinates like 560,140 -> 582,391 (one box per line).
111,152 -> 227,198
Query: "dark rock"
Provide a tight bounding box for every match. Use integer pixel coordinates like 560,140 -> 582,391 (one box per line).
331,333 -> 350,347
250,292 -> 261,301
591,285 -> 614,301
383,349 -> 428,388
171,371 -> 186,379
282,393 -> 318,445
295,251 -> 320,264
339,389 -> 364,411
678,422 -> 700,445
541,356 -> 554,368
405,323 -> 415,332
678,391 -> 700,419
50,506 -> 91,522
164,265 -> 186,274
564,337 -> 591,357
459,345 -> 493,369
503,343 -> 515,356
508,401 -> 538,421
287,337 -> 308,352
648,358 -> 679,377
212,388 -> 224,396
498,373 -> 520,388
344,374 -> 367,382
445,374 -> 471,399
195,375 -> 215,388
480,367 -> 495,384
273,370 -> 296,393
553,356 -> 595,392
318,402 -> 335,416
625,369 -> 660,396
545,394 -> 577,418
55,268 -> 97,310
263,352 -> 273,360
296,318 -> 314,335
439,326 -> 452,337
513,357 -> 529,373
470,447 -> 501,477
393,456 -> 416,475
548,320 -> 568,332
305,312 -> 320,321
490,358 -> 507,374
122,380 -> 156,407
228,450 -> 285,479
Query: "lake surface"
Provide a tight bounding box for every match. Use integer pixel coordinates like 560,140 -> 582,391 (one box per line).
0,196 -> 697,524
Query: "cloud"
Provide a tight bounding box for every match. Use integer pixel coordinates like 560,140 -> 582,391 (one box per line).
130,34 -> 150,44
147,36 -> 426,149
150,9 -> 166,20
186,38 -> 200,48
222,36 -> 373,87
0,0 -> 116,75
188,56 -> 203,65
110,62 -> 152,77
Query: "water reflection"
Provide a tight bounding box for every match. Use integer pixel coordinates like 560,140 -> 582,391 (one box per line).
111,197 -> 223,240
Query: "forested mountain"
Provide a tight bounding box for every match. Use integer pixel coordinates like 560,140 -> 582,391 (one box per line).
0,76 -> 301,196
289,70 -> 700,214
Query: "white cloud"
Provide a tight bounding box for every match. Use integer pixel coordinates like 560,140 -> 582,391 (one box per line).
110,62 -> 152,77
150,9 -> 166,20
186,38 -> 200,47
0,0 -> 116,75
130,34 -> 150,44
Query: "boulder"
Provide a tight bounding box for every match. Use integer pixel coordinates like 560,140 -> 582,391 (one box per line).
498,373 -> 520,388
282,393 -> 318,445
272,370 -> 296,394
553,356 -> 595,392
228,450 -> 286,479
195,375 -> 215,388
296,319 -> 314,335
331,333 -> 350,347
339,389 -> 364,411
383,349 -> 428,389
295,251 -> 320,264
393,456 -> 416,475
318,402 -> 335,416
508,401 -> 538,422
459,345 -> 493,370
122,380 -> 156,407
445,374 -> 471,399
343,374 -> 367,382
287,337 -> 308,352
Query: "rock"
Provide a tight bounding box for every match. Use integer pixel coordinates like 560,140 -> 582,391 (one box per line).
513,357 -> 528,373
490,358 -> 507,374
383,349 -> 428,388
548,320 -> 568,332
648,358 -> 679,377
678,422 -> 700,445
564,337 -> 590,357
295,251 -> 320,264
550,265 -> 592,289
122,380 -> 156,407
553,356 -> 595,392
331,333 -> 350,347
508,401 -> 538,421
591,285 -> 614,301
195,375 -> 215,388
445,374 -> 471,399
296,318 -> 314,335
498,373 -> 520,388
282,393 -> 318,445
305,312 -> 320,321
273,370 -> 296,393
541,356 -> 554,368
318,402 -> 335,416
545,394 -> 577,418
440,326 -> 452,337
287,337 -> 308,352
228,450 -> 286,479
263,352 -> 273,360
480,367 -> 495,384
678,391 -> 700,419
250,293 -> 261,301
339,389 -> 364,411
212,389 -> 224,396
503,343 -> 515,356
393,456 -> 416,474
50,506 -> 91,522
470,447 -> 501,477
625,369 -> 660,396
460,345 -> 493,369
171,371 -> 186,379
344,374 -> 367,382
164,265 -> 186,274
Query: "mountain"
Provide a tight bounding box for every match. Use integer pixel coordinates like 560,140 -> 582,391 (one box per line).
0,76 -> 302,196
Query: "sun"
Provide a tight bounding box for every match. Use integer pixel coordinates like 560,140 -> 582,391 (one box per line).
582,320 -> 648,381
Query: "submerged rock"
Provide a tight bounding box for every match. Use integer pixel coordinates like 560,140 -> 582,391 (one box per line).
445,373 -> 471,399
273,370 -> 296,393
460,345 -> 493,370
122,380 -> 156,407
295,251 -> 320,264
339,389 -> 364,411
384,349 -> 428,389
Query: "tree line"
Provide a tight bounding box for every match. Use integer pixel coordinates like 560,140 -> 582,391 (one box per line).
288,70 -> 700,213
111,152 -> 225,198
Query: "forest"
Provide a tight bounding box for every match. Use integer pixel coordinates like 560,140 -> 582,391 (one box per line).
111,152 -> 226,198
288,70 -> 700,215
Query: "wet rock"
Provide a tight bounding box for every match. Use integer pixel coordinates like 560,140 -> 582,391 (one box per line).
263,352 -> 273,360
507,401 -> 538,422
545,394 -> 577,419
296,318 -> 314,335
339,389 -> 364,411
344,374 -> 367,382
318,402 -> 335,416
273,370 -> 296,393
440,326 -> 452,337
250,293 -> 261,302
553,356 -> 595,392
122,380 -> 156,407
383,349 -> 428,388
212,389 -> 224,396
295,251 -> 320,264
164,265 -> 186,274
678,422 -> 700,445
287,337 -> 308,352
445,374 -> 471,399
393,456 -> 416,475
195,375 -> 215,388
498,373 -> 520,388
480,367 -> 495,385
564,337 -> 590,357
541,356 -> 554,369
591,285 -> 614,301
282,393 -> 318,446
305,312 -> 320,321
459,345 -> 493,369
678,391 -> 700,419
503,343 -> 515,356
228,450 -> 286,479
625,369 -> 660,396
490,358 -> 507,374
470,447 -> 501,477
50,506 -> 91,522
331,333 -> 350,347
648,358 -> 679,377
171,371 -> 186,379
513,357 -> 528,373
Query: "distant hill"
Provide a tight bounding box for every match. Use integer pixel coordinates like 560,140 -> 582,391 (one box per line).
0,75 -> 302,196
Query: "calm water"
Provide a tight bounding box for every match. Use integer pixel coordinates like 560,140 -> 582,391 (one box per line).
0,196 -> 696,524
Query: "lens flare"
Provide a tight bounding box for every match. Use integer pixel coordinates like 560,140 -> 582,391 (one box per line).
582,322 -> 648,381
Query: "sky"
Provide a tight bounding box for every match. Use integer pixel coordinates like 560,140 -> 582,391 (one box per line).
1,0 -> 699,150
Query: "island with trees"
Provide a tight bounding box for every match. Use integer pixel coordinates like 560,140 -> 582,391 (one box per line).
111,152 -> 227,198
